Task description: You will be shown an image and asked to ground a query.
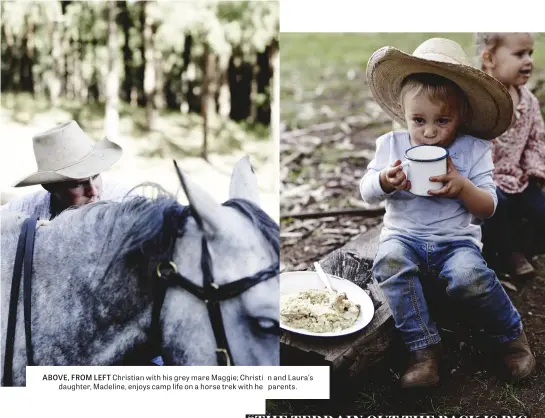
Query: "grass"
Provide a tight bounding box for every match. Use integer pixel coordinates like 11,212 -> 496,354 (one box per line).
499,383 -> 531,414
355,391 -> 380,411
280,32 -> 545,129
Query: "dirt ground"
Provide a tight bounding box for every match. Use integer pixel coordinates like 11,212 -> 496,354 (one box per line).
275,123 -> 545,416
273,263 -> 545,415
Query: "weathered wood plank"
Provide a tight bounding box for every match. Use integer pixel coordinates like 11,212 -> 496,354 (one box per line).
281,225 -> 395,377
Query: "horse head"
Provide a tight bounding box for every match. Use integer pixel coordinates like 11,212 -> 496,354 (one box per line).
160,156 -> 279,365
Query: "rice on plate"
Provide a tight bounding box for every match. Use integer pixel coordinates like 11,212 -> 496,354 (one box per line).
280,289 -> 361,333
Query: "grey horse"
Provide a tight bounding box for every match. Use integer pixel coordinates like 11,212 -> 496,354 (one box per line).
1,156 -> 279,386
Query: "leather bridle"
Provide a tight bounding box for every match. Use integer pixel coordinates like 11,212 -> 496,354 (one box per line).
150,222 -> 279,366
150,160 -> 279,366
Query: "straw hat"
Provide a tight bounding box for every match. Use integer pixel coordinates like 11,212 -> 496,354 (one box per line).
12,120 -> 122,187
366,38 -> 513,139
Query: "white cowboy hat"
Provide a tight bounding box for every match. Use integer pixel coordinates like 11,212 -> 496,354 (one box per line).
12,120 -> 122,187
366,38 -> 513,140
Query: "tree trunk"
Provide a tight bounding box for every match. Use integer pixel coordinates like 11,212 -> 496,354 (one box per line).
228,55 -> 252,122
136,2 -> 145,106
20,14 -> 35,94
164,65 -> 177,109
61,5 -> 69,97
142,1 -> 157,130
249,58 -> 258,123
64,0 -> 75,101
1,2 -> 15,91
228,56 -> 240,121
119,0 -> 133,103
201,42 -> 216,161
269,39 -> 279,196
155,47 -> 165,110
179,34 -> 193,113
74,25 -> 84,102
217,60 -> 230,118
66,36 -> 75,100
105,1 -> 120,142
49,20 -> 63,106
257,45 -> 273,125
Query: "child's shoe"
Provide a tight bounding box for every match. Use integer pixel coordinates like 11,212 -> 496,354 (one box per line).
499,330 -> 536,382
508,251 -> 535,276
400,343 -> 442,389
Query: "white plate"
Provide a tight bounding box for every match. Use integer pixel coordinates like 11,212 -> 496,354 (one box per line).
280,271 -> 375,337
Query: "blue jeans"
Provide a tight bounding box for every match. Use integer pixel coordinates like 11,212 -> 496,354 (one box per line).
372,235 -> 522,351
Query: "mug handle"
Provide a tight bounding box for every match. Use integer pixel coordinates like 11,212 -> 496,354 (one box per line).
399,160 -> 411,178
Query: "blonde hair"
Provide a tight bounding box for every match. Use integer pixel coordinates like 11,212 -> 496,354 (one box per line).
399,73 -> 471,122
475,33 -> 534,70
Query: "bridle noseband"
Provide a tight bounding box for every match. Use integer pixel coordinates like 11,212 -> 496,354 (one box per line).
150,201 -> 279,367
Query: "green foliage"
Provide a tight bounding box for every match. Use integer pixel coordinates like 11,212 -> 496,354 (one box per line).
218,1 -> 279,56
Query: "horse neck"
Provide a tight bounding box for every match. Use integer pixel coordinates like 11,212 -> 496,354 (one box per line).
28,216 -> 156,367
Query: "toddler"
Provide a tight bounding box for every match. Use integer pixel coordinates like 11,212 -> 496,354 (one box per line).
361,38 -> 535,388
476,32 -> 545,276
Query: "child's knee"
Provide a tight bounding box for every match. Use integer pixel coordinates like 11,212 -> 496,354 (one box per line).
445,264 -> 495,299
373,242 -> 417,283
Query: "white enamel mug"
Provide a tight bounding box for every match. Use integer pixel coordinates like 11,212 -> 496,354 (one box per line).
400,145 -> 448,197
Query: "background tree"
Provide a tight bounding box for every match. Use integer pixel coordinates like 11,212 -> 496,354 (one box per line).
1,0 -> 279,144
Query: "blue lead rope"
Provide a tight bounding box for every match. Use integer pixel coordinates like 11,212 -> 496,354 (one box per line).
151,356 -> 165,366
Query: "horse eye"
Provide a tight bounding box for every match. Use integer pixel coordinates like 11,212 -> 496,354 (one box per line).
253,317 -> 280,335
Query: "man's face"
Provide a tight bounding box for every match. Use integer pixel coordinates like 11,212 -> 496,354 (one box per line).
50,174 -> 103,208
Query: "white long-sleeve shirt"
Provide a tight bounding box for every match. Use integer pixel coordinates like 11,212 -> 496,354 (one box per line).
360,130 -> 498,249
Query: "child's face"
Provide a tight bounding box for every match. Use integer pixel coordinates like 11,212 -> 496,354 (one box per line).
484,33 -> 534,87
403,92 -> 462,147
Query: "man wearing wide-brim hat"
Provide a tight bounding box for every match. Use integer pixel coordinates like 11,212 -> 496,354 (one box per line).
1,120 -> 128,220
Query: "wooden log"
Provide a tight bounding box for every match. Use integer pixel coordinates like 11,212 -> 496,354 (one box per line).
281,225 -> 396,377
280,207 -> 385,220
281,219 -> 545,381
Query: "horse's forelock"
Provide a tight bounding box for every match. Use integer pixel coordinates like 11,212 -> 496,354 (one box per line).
223,199 -> 279,258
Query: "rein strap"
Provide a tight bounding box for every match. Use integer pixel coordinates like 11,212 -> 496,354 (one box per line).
3,216 -> 38,386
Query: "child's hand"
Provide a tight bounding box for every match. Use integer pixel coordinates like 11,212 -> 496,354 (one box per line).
379,160 -> 411,193
428,157 -> 468,198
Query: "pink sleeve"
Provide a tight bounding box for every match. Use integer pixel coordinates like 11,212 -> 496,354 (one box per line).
521,96 -> 545,180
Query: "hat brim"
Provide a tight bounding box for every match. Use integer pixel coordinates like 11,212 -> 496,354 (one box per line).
366,47 -> 513,140
12,137 -> 122,187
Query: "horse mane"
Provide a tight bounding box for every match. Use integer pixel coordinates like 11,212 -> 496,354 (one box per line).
48,192 -> 278,284
53,191 -> 188,283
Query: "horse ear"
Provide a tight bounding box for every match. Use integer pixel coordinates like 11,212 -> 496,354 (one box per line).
229,155 -> 260,206
173,160 -> 223,236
